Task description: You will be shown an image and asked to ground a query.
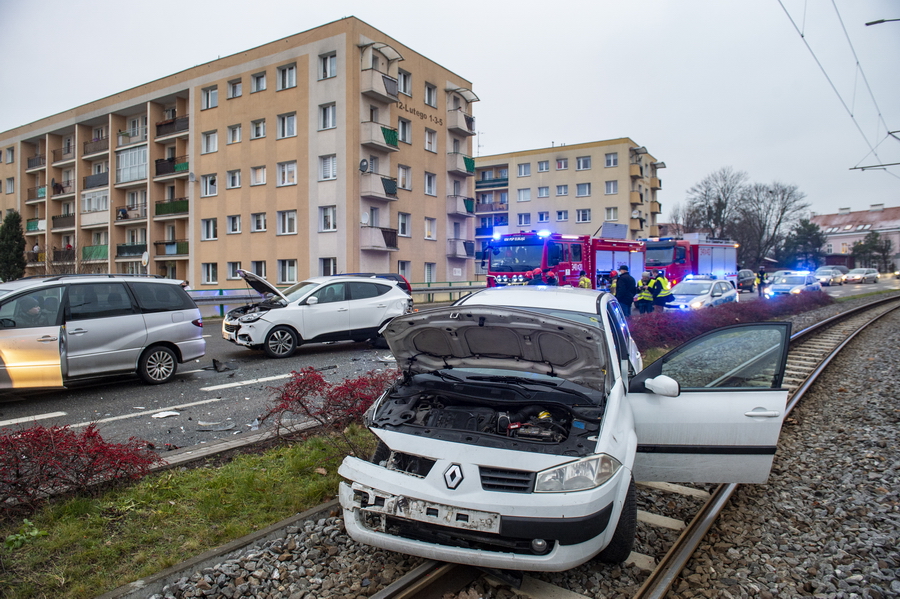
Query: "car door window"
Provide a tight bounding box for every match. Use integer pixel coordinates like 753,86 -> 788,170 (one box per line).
348,282 -> 389,300
0,288 -> 65,329
68,283 -> 134,320
130,282 -> 194,312
311,283 -> 346,304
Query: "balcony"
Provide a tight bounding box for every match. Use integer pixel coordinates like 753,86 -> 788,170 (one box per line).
447,238 -> 475,259
630,218 -> 645,231
52,147 -> 76,163
117,127 -> 148,147
51,180 -> 75,196
52,249 -> 75,262
650,201 -> 661,213
27,185 -> 47,201
630,191 -> 644,206
155,117 -> 189,138
447,152 -> 475,177
153,239 -> 189,256
83,137 -> 109,156
447,109 -> 476,136
361,69 -> 399,104
26,218 -> 46,233
475,202 -> 509,213
26,251 -> 45,263
116,243 -> 147,258
360,173 -> 398,201
27,154 -> 46,170
115,204 -> 147,222
155,197 -> 189,217
360,226 -> 399,251
447,195 -> 475,217
475,177 -> 508,190
648,225 -> 660,237
650,177 -> 661,190
629,163 -> 642,179
360,121 -> 399,152
80,209 -> 108,228
51,214 -> 75,229
82,245 -> 109,261
475,226 -> 494,237
116,165 -> 147,185
155,156 -> 189,177
84,171 -> 109,189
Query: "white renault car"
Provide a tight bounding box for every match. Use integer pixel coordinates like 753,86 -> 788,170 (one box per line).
338,288 -> 792,571
223,271 -> 411,358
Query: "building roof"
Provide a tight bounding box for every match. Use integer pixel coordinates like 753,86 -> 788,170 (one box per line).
811,205 -> 900,235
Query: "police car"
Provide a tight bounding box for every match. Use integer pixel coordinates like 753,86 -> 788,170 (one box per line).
666,276 -> 739,310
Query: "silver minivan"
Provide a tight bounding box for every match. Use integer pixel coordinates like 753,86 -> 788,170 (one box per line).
0,275 -> 205,389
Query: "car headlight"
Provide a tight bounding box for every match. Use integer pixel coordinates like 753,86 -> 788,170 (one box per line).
238,313 -> 264,323
534,454 -> 621,492
790,288 -> 802,294
690,300 -> 705,309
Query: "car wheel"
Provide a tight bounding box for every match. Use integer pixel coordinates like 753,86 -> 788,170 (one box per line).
264,326 -> 298,358
371,441 -> 391,465
139,346 -> 177,385
596,477 -> 637,564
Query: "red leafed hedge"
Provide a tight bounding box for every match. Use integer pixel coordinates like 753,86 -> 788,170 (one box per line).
628,291 -> 835,351
0,424 -> 164,511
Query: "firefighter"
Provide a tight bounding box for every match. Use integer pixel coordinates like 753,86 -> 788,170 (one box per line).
526,268 -> 544,285
651,269 -> 673,313
635,271 -> 655,314
578,270 -> 592,289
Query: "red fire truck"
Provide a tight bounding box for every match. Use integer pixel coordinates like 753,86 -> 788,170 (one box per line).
643,233 -> 739,287
484,231 -> 645,289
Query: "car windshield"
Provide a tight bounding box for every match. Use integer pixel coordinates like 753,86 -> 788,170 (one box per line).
775,276 -> 805,285
848,269 -> 866,274
815,269 -> 833,275
672,282 -> 712,295
282,281 -> 319,302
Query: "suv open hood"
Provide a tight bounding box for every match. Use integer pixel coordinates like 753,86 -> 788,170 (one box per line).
382,306 -> 608,392
237,269 -> 288,302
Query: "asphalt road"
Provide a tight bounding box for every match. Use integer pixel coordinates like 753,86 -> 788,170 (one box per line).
1,278 -> 898,453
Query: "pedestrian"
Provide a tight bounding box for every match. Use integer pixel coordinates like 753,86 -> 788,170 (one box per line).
635,271 -> 655,314
613,265 -> 637,317
651,269 -> 673,313
526,268 -> 543,285
578,270 -> 592,289
609,270 -> 618,295
757,266 -> 768,297
181,280 -> 191,291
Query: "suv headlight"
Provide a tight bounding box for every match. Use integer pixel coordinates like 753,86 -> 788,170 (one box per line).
238,313 -> 263,323
534,454 -> 621,492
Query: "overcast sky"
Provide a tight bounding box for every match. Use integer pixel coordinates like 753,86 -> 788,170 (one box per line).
1,0 -> 897,220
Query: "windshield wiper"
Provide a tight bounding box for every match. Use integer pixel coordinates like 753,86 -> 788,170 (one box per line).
429,370 -> 464,382
467,375 -> 559,388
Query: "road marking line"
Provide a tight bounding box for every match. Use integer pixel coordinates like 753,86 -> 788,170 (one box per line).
0,411 -> 67,427
200,374 -> 291,391
70,397 -> 231,428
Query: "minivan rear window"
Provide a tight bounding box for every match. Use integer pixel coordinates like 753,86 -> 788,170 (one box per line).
130,282 -> 195,312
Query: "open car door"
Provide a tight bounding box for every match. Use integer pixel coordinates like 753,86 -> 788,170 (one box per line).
628,322 -> 791,483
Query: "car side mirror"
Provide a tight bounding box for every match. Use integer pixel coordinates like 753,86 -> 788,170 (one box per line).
711,291 -> 722,297
644,375 -> 680,397
306,296 -> 318,305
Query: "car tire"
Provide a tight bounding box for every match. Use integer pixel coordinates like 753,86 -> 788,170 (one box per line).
139,345 -> 177,385
368,321 -> 392,349
264,326 -> 298,358
597,477 -> 637,564
371,441 -> 391,465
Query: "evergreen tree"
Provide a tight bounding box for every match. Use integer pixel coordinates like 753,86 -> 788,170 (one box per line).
780,219 -> 826,271
0,210 -> 27,282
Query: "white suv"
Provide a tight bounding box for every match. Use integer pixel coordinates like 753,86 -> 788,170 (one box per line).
223,271 -> 411,358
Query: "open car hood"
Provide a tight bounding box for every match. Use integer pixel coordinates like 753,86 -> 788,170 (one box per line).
237,269 -> 288,302
382,306 -> 608,392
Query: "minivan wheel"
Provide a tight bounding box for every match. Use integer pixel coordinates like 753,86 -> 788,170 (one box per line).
139,346 -> 177,384
264,326 -> 297,358
596,477 -> 637,564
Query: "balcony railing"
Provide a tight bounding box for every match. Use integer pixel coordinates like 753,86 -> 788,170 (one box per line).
27,154 -> 46,169
84,171 -> 109,189
360,122 -> 399,152
474,202 -> 509,213
83,137 -> 109,155
360,173 -> 398,201
115,204 -> 147,221
155,156 -> 189,177
153,239 -> 189,255
447,238 -> 476,259
155,117 -> 189,137
53,249 -> 75,262
447,195 -> 475,217
117,127 -> 148,146
629,163 -> 642,179
51,214 -> 75,229
82,245 -> 109,261
52,180 -> 75,195
361,69 -> 399,103
155,197 -> 189,216
630,191 -> 643,206
475,226 -> 494,237
650,177 -> 662,190
80,209 -> 108,227
447,109 -> 476,136
26,218 -> 46,232
650,201 -> 661,213
27,185 -> 47,201
26,251 -> 46,263
360,226 -> 399,251
116,243 -> 147,258
52,147 -> 76,163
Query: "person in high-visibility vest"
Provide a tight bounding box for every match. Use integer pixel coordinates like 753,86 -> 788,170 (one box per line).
635,271 -> 655,314
651,269 -> 674,313
578,270 -> 592,289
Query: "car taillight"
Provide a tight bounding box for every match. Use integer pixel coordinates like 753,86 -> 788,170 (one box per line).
192,318 -> 203,328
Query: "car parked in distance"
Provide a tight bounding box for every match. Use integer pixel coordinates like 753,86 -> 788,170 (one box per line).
0,274 -> 205,389
763,273 -> 822,298
844,268 -> 879,284
338,288 -> 792,571
814,267 -> 844,286
223,271 -> 411,358
736,269 -> 756,293
666,277 -> 739,310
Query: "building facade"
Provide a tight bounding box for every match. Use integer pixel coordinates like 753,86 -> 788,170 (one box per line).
810,203 -> 900,269
0,17 -> 477,288
473,139 -> 663,250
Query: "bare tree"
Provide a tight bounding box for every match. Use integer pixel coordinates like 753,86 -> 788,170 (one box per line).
732,182 -> 810,268
684,167 -> 748,238
665,202 -> 687,238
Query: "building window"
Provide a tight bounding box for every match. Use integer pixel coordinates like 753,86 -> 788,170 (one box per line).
250,166 -> 266,186
250,260 -> 266,278
277,63 -> 296,90
201,131 -> 217,154
251,119 -> 266,139
556,185 -> 568,196
537,160 -> 549,172
424,218 -> 436,240
201,174 -> 217,197
320,104 -> 336,130
319,257 -> 336,277
81,189 -> 108,212
605,152 -> 618,167
826,243 -> 833,254
201,218 -> 217,240
277,210 -> 297,235
115,146 -> 147,183
556,158 -> 568,170
425,129 -> 437,152
517,163 -> 531,177
320,53 -> 336,79
251,212 -> 266,232
227,215 -> 241,233
320,155 -> 336,180
425,172 -> 436,196
398,212 -> 410,236
398,165 -> 411,189
227,124 -> 241,144
278,259 -> 297,284
576,183 -> 591,197
499,191 -> 508,204
277,161 -> 296,186
201,86 -> 218,109
576,209 -> 591,223
5,148 -> 13,163
277,113 -> 296,138
537,186 -> 549,198
5,178 -> 14,194
320,206 -> 336,231
557,210 -> 568,221
227,79 -> 242,99
518,213 -> 531,226
398,260 -> 411,279
517,188 -> 531,202
227,170 -> 241,188
424,263 -> 436,283
227,262 -> 241,280
538,211 -> 550,223
424,83 -> 437,107
202,263 -> 218,284
398,118 -> 411,144
605,180 -> 618,194
605,207 -> 618,221
576,156 -> 592,170
398,70 -> 411,95
251,72 -> 266,92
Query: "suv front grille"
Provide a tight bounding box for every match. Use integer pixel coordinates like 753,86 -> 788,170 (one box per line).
479,467 -> 534,493
224,323 -> 240,333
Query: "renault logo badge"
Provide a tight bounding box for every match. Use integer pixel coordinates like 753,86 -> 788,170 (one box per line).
444,464 -> 463,489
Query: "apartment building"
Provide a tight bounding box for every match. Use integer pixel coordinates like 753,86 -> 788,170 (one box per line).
473,139 -> 663,249
810,204 -> 900,268
0,17 -> 477,288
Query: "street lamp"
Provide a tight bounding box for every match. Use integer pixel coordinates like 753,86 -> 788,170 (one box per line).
866,18 -> 900,26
